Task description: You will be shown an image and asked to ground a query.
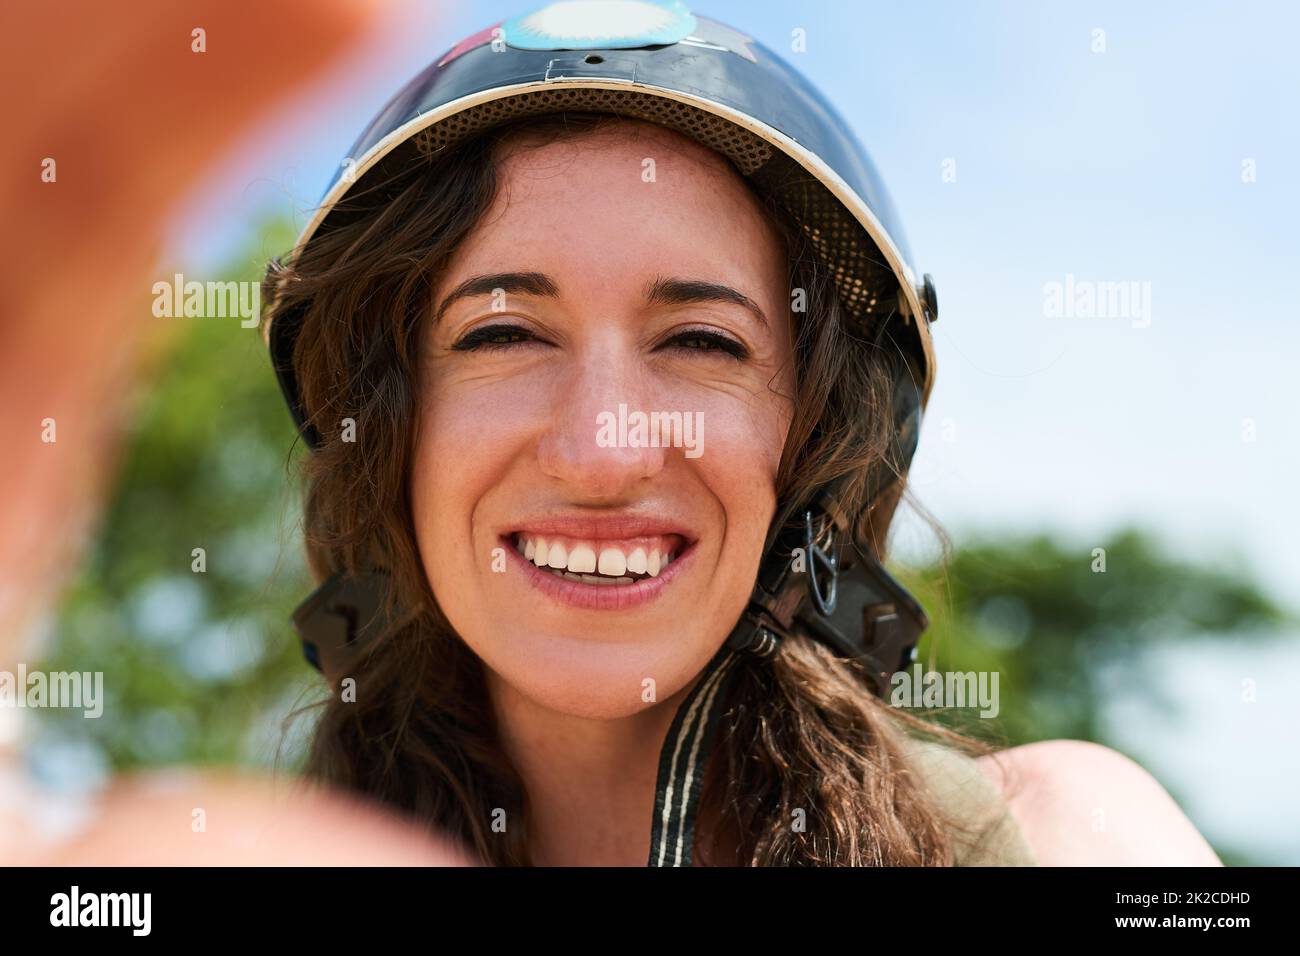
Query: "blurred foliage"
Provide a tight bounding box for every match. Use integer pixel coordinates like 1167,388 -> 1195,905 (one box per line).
34,219 -> 319,779
30,221 -> 1295,865
898,529 -> 1289,746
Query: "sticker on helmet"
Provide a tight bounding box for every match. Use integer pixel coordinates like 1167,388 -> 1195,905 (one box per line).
678,16 -> 758,63
437,22 -> 505,68
501,0 -> 697,51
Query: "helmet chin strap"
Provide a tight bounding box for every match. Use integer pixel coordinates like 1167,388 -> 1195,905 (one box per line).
646,642 -> 741,867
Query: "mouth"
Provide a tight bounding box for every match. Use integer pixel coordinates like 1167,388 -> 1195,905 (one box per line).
508,531 -> 687,585
498,520 -> 697,610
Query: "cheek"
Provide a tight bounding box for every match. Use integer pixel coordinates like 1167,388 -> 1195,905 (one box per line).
690,387 -> 791,571
409,379 -> 531,595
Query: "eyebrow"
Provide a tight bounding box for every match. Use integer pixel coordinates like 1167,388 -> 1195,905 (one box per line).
433,271 -> 768,329
433,272 -> 559,326
644,275 -> 768,329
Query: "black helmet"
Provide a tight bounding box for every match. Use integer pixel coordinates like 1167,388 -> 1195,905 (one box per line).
266,0 -> 937,866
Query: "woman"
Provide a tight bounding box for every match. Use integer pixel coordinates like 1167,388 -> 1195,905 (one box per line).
262,1 -> 1219,866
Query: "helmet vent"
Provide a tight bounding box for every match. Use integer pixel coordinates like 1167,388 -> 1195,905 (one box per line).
412,87 -> 773,175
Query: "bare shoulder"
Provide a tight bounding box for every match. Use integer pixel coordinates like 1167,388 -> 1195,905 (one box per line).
974,739 -> 1222,866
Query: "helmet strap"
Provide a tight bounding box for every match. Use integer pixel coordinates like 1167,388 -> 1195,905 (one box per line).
646,642 -> 743,866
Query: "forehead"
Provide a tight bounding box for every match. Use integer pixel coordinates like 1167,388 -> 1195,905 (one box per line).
441,119 -> 789,298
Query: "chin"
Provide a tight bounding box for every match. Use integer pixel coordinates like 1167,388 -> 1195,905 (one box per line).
478,626 -> 712,720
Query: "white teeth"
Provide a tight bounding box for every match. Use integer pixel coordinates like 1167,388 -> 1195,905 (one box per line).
516,534 -> 682,581
567,544 -> 597,574
597,548 -> 627,577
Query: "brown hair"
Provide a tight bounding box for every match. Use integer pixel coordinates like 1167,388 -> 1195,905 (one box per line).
265,111 -> 1002,865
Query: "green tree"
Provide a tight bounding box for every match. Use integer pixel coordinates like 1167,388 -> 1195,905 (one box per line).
35,219 -> 318,777
898,529 -> 1289,746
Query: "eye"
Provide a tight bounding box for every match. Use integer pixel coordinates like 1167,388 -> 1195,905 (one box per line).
664,328 -> 749,361
451,323 -> 541,351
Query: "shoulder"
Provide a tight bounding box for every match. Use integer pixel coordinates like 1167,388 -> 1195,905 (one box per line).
898,736 -> 1038,866
974,739 -> 1222,866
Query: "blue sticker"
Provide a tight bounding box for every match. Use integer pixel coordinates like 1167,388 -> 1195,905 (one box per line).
502,0 -> 696,51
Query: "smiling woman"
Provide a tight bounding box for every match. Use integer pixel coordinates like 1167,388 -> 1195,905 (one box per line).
258,2 -> 1219,868
411,119 -> 798,744
264,105 -> 1002,866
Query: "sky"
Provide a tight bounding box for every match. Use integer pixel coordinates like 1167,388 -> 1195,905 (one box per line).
170,0 -> 1300,604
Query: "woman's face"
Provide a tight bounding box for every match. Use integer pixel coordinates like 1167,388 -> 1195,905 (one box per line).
412,119 -> 795,719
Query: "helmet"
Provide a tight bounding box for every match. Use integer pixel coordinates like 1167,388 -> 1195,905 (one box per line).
265,0 -> 937,866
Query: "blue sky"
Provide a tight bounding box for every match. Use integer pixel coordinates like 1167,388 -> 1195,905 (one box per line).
171,0 -> 1300,603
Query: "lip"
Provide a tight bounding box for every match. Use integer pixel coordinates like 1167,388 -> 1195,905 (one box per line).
503,515 -> 695,542
501,533 -> 697,611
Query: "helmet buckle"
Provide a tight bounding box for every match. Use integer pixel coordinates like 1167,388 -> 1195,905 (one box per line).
803,508 -> 838,616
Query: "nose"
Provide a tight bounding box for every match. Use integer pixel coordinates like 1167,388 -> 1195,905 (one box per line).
536,343 -> 668,500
